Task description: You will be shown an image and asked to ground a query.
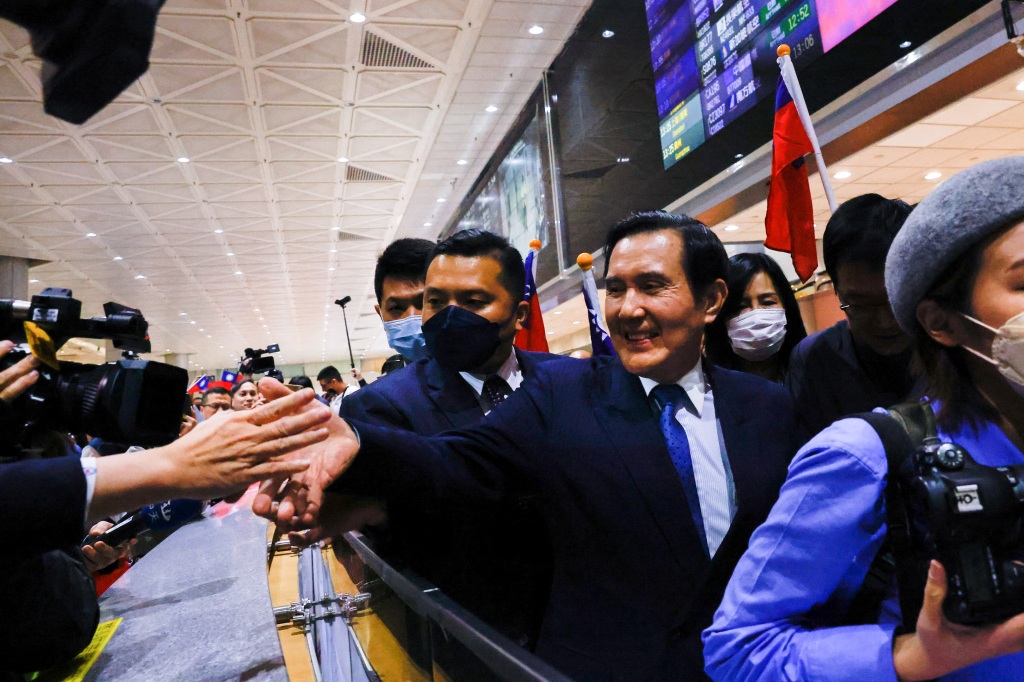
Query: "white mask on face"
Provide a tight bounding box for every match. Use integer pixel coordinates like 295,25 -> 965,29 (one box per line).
960,311 -> 1024,395
726,307 -> 788,362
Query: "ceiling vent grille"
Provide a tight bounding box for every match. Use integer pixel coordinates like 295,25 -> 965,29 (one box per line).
336,230 -> 377,242
361,32 -> 432,69
346,165 -> 397,183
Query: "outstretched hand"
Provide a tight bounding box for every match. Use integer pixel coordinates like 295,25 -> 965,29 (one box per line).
893,560 -> 1024,681
252,378 -> 361,528
0,340 -> 39,404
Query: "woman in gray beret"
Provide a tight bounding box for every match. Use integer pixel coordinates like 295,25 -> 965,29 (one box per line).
704,156 -> 1024,681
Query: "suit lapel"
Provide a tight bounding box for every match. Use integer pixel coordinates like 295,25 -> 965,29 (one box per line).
424,359 -> 483,429
706,364 -> 760,538
593,358 -> 710,578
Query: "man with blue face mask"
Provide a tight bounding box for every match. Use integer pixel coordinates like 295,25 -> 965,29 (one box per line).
335,229 -> 559,651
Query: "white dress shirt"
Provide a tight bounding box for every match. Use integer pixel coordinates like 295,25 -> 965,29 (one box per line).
460,349 -> 523,414
639,361 -> 736,558
328,384 -> 359,415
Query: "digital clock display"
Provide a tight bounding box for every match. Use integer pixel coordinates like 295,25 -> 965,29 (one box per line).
647,0 -> 897,170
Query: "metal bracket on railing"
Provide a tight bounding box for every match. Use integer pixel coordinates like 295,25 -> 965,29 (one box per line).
268,538 -> 300,555
273,592 -> 371,629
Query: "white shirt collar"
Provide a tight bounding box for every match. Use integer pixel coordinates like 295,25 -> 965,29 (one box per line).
460,348 -> 520,397
637,359 -> 708,417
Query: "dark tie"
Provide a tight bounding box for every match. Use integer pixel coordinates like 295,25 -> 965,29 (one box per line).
482,375 -> 513,414
651,384 -> 709,556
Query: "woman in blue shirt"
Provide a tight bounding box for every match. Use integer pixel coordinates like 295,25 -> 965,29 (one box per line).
704,156 -> 1024,681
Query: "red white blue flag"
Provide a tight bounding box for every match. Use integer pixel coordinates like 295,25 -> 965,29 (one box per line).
514,240 -> 549,352
187,374 -> 211,394
578,254 -> 616,356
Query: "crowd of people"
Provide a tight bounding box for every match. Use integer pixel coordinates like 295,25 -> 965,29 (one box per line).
4,156 -> 1024,681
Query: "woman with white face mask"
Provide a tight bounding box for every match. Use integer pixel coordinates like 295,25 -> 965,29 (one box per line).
704,253 -> 807,383
705,156 -> 1024,682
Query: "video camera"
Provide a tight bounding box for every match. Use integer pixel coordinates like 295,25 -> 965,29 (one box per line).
0,288 -> 187,454
238,344 -> 280,376
902,435 -> 1024,626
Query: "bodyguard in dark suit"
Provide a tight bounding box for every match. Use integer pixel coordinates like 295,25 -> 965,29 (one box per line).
259,212 -> 800,680
337,231 -> 558,647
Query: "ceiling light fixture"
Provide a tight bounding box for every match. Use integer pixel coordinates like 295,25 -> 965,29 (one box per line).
553,310 -> 562,315
734,153 -> 743,159
485,105 -> 498,113
725,225 -> 740,231
0,157 -> 12,164
349,12 -> 366,23
572,320 -> 581,325
85,232 -> 96,237
177,157 -> 189,163
1017,80 -> 1024,92
602,30 -> 615,38
436,198 -> 445,203
214,229 -> 223,234
226,252 -> 234,256
29,278 -> 38,283
899,40 -> 912,49
528,25 -> 544,35
337,157 -> 349,163
457,159 -> 467,165
424,222 -> 432,227
234,270 -> 243,275
924,171 -> 943,180
113,256 -> 122,261
834,170 -> 852,179
135,275 -> 146,280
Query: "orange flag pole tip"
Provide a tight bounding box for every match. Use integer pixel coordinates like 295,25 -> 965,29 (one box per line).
776,44 -> 791,58
529,239 -> 542,250
576,253 -> 594,271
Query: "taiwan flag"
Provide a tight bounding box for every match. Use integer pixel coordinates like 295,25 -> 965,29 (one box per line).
187,374 -> 211,394
514,240 -> 549,352
764,71 -> 817,282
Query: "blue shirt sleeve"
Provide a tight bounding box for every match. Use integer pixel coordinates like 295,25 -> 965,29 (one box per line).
703,417 -> 900,682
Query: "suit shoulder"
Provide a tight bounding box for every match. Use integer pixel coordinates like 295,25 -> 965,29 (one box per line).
791,321 -> 846,360
711,364 -> 792,406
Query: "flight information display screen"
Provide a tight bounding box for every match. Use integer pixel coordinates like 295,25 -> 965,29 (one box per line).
648,0 -> 897,169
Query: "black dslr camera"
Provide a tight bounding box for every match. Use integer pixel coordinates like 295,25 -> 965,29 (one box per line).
238,344 -> 279,376
0,288 -> 187,455
902,438 -> 1024,626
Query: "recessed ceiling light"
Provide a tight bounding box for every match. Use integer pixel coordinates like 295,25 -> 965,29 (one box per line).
337,157 -> 349,163
547,331 -> 555,335
331,226 -> 341,231
0,157 -> 12,164
85,232 -> 96,237
485,105 -> 498,113
528,25 -> 544,35
330,248 -> 337,253
226,252 -> 234,256
572,320 -> 581,325
214,229 -> 223,234
254,308 -> 260,312
553,310 -> 563,315
180,312 -> 187,316
135,275 -> 146,280
190,320 -> 196,324
456,159 -> 467,165
424,222 -> 432,227
177,157 -> 189,163
349,12 -> 366,23
437,197 -> 445,203
899,40 -> 912,49
165,348 -> 171,352
113,256 -> 123,261
924,171 -> 943,180
602,29 -> 615,38
1017,80 -> 1024,92
198,328 -> 204,332
29,278 -> 38,283
834,170 -> 852,179
725,224 -> 740,231
328,267 -> 336,271
734,153 -> 743,159
234,270 -> 243,275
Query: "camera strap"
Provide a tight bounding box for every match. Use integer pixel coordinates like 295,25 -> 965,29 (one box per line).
845,403 -> 936,634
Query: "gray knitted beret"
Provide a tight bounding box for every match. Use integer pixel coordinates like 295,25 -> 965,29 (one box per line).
886,156 -> 1024,334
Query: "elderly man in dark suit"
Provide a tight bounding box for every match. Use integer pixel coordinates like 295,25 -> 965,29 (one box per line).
257,211 -> 800,681
337,230 -> 559,649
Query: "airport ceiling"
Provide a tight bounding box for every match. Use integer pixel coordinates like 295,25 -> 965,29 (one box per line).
0,0 -> 588,369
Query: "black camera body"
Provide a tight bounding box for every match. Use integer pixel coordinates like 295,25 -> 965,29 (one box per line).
0,288 -> 187,454
238,343 -> 279,375
904,440 -> 1024,626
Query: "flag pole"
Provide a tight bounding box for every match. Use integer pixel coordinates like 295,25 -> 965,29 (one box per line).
777,45 -> 838,214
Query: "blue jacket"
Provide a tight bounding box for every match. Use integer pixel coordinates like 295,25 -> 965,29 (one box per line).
338,354 -> 798,681
338,349 -> 560,647
1,456 -> 86,555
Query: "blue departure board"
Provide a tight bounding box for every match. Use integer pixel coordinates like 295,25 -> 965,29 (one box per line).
647,0 -> 892,170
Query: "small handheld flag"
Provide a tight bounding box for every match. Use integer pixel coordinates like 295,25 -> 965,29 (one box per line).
764,44 -> 838,283
221,370 -> 239,384
577,253 -> 616,357
514,239 -> 550,352
186,374 -> 211,394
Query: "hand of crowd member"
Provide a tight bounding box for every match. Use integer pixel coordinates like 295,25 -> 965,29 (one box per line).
81,520 -> 135,572
252,378 -> 361,528
0,340 -> 39,404
87,388 -> 332,522
179,413 -> 197,438
893,561 -> 1024,680
349,367 -> 363,383
252,393 -> 266,409
286,493 -> 388,548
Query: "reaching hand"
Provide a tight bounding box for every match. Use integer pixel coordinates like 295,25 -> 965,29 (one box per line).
252,378 -> 361,528
893,560 -> 1024,680
178,413 -> 197,438
0,341 -> 39,404
286,493 -> 388,548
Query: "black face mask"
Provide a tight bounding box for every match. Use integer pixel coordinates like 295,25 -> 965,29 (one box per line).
422,306 -> 503,372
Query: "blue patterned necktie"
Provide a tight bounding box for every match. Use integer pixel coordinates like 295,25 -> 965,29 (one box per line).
482,375 -> 512,414
651,383 -> 709,557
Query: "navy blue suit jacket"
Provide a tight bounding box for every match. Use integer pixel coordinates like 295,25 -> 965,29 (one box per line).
2,456 -> 86,555
339,349 -> 560,646
339,354 -> 799,681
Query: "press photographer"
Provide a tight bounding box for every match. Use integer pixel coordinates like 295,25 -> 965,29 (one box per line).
704,156 -> 1024,681
0,290 -> 331,677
